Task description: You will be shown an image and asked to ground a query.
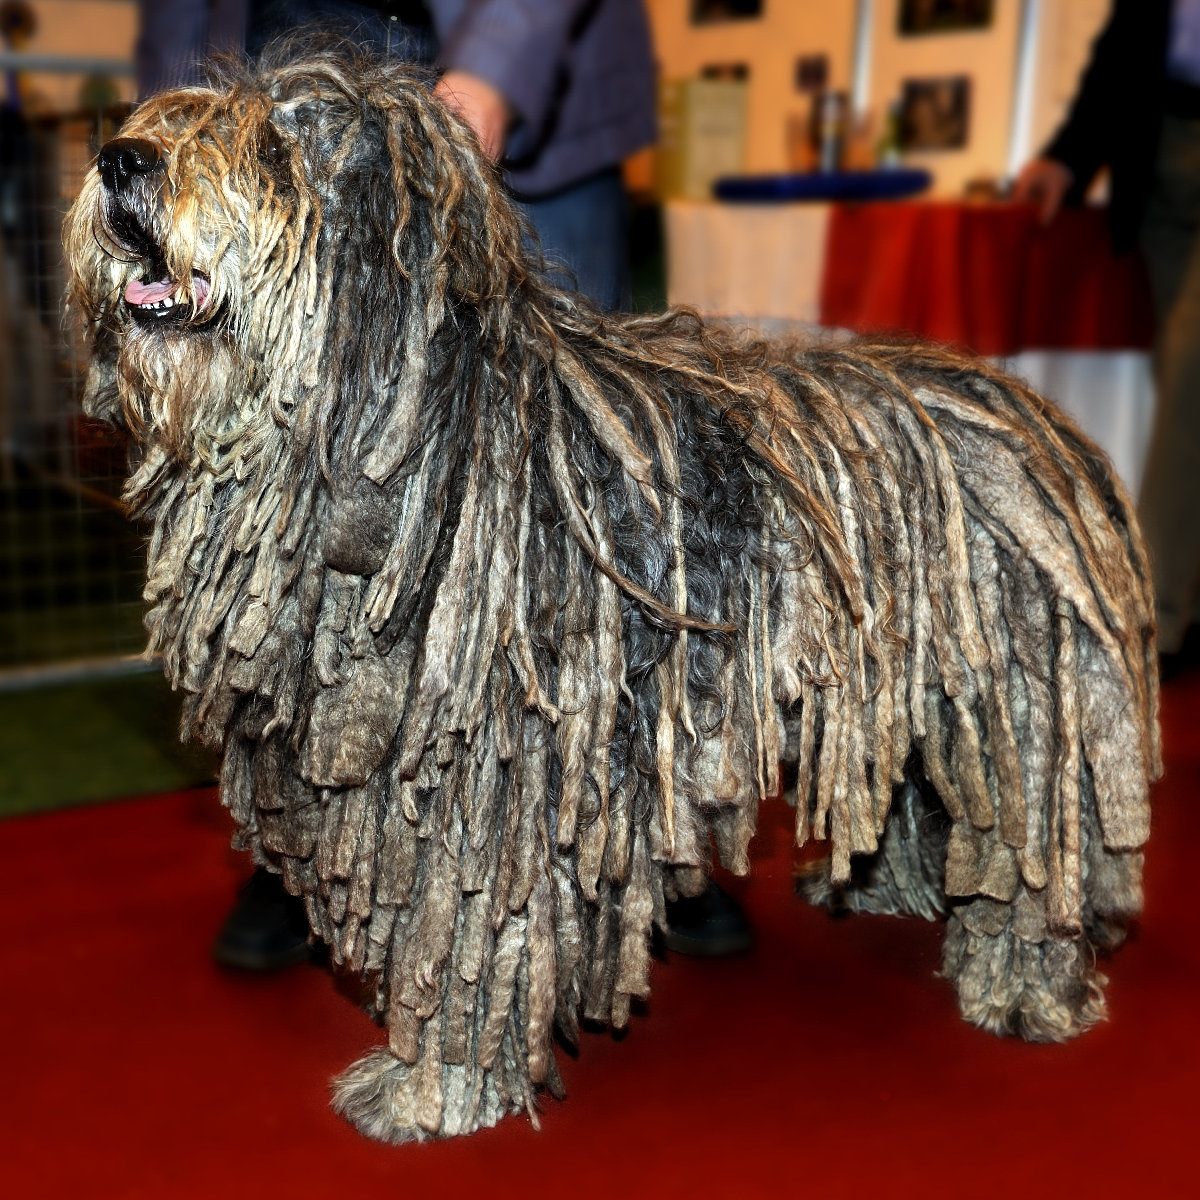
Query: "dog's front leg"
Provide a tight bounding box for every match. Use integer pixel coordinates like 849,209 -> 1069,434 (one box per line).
327,721 -> 660,1142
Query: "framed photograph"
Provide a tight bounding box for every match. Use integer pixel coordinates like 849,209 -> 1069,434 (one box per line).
898,0 -> 993,35
795,54 -> 830,94
690,0 -> 764,25
701,62 -> 750,82
898,76 -> 971,150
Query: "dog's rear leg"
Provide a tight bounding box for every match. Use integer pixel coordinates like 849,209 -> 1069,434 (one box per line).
798,778 -> 949,921
941,895 -> 1108,1042
942,808 -> 1144,1042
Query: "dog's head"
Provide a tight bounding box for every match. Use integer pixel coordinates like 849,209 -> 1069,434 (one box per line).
66,42 -> 530,468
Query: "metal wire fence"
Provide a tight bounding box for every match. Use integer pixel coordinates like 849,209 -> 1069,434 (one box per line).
0,103 -> 151,680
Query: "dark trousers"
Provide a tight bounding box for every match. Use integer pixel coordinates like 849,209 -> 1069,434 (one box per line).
515,168 -> 632,313
1139,112 -> 1200,650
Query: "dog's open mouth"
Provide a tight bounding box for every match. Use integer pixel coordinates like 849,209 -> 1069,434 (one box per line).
103,199 -> 213,328
124,271 -> 211,326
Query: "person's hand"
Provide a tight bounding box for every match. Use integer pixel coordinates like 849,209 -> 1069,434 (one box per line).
1012,157 -> 1075,225
434,69 -> 512,162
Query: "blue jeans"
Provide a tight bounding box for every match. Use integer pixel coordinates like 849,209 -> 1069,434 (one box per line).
516,167 -> 632,313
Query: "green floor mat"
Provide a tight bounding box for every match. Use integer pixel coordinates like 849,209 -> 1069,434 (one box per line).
0,671 -> 218,818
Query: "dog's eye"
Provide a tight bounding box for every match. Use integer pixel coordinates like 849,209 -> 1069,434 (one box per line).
258,127 -> 289,175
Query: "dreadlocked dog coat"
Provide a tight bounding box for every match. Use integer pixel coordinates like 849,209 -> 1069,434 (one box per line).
66,46 -> 1160,1143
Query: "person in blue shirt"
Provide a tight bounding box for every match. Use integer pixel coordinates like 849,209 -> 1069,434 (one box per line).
138,0 -> 656,311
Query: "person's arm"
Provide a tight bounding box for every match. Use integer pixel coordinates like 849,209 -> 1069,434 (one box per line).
1011,157 -> 1075,224
427,0 -> 598,155
1035,1 -> 1145,205
433,70 -> 511,161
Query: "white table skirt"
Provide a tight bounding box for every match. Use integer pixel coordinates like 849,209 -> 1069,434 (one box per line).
666,200 -> 832,325
1000,351 -> 1155,498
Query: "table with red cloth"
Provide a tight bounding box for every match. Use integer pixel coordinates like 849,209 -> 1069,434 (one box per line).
665,198 -> 1157,491
818,201 -> 1154,356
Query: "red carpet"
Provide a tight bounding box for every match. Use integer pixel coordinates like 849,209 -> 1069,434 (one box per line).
4,677 -> 1199,1200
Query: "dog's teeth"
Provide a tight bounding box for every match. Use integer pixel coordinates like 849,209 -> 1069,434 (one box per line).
136,295 -> 184,317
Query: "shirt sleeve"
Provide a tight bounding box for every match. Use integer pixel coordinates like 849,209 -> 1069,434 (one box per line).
428,0 -> 599,143
1042,0 -> 1141,192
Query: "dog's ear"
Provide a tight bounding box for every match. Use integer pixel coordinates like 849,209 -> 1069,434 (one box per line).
79,354 -> 124,427
380,80 -> 530,310
277,69 -> 529,307
297,79 -> 524,487
63,178 -> 130,430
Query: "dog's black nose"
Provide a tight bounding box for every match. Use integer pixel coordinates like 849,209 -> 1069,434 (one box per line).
97,138 -> 162,192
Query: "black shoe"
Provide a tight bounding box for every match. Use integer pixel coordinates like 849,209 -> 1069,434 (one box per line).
1159,623 -> 1200,682
663,880 -> 753,957
212,867 -> 312,970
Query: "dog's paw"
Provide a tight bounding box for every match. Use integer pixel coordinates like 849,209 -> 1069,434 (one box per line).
332,1051 -> 435,1144
331,1048 -> 534,1142
943,911 -> 1108,1042
794,858 -> 850,915
795,854 -> 946,922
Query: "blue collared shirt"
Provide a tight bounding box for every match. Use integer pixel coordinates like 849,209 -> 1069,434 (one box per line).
1168,0 -> 1200,84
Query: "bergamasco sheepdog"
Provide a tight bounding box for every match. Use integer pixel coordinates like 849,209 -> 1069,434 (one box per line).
66,42 -> 1158,1143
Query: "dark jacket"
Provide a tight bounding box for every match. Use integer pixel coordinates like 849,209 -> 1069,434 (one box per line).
430,0 -> 656,197
1043,0 -> 1170,253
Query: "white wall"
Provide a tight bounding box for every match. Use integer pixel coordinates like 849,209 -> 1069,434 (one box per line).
647,0 -> 860,174
1016,0 -> 1110,166
863,0 -> 1023,195
649,0 -> 1114,197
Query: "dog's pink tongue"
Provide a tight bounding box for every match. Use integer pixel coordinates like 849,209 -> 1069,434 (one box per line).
125,277 -> 175,305
124,274 -> 211,310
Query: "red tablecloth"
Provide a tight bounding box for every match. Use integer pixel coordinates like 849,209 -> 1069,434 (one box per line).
819,202 -> 1154,356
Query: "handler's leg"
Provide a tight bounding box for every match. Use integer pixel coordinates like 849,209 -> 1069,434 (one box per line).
1138,113 -> 1200,654
515,167 -> 633,313
518,169 -> 752,955
212,866 -> 311,970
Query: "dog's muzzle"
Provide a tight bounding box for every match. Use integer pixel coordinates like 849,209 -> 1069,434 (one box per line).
95,137 -> 212,327
97,137 -> 163,194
